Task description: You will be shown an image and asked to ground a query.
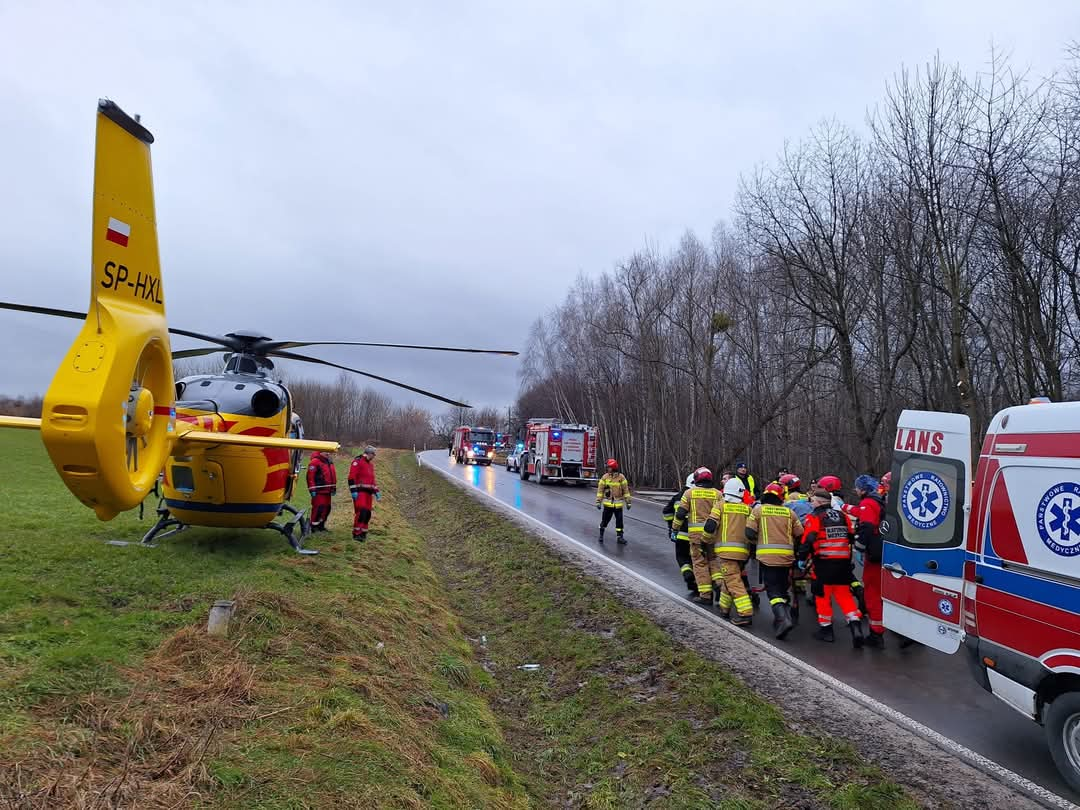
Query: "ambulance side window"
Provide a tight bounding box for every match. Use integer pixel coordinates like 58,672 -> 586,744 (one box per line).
890,455 -> 965,549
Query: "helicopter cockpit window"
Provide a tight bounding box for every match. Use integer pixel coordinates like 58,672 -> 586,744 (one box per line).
234,384 -> 245,390
200,380 -> 212,387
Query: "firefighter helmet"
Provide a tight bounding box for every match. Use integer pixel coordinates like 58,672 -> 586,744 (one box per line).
693,466 -> 713,484
779,473 -> 801,492
818,475 -> 842,493
606,458 -> 619,470
685,473 -> 695,489
764,482 -> 786,500
723,477 -> 746,500
880,471 -> 892,491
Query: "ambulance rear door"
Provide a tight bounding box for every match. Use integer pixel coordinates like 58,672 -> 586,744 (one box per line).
881,410 -> 971,653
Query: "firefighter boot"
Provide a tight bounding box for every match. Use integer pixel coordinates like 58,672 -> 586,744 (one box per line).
849,619 -> 865,649
772,603 -> 794,640
598,527 -> 605,544
682,568 -> 697,595
813,625 -> 835,643
865,631 -> 886,649
616,529 -> 627,545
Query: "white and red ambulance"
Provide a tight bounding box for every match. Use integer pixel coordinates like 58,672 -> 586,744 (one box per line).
881,400 -> 1080,791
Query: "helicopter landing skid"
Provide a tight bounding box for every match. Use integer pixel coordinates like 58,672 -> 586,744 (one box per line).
141,506 -> 187,548
269,504 -> 318,555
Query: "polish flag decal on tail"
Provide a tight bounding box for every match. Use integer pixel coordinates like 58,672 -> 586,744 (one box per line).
105,217 -> 131,247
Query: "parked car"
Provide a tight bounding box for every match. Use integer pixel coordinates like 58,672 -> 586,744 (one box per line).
505,442 -> 525,473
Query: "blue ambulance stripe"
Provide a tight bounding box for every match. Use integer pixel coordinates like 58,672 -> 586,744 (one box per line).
975,562 -> 1080,616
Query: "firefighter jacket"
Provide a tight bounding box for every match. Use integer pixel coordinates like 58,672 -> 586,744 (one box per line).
746,502 -> 803,566
672,485 -> 720,541
306,452 -> 337,494
663,486 -> 691,541
702,500 -> 752,560
844,494 -> 886,563
798,506 -> 855,584
596,472 -> 632,508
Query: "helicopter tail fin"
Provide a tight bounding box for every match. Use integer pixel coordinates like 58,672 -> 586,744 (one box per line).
40,100 -> 176,521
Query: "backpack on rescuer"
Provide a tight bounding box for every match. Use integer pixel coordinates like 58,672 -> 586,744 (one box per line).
881,399 -> 1080,791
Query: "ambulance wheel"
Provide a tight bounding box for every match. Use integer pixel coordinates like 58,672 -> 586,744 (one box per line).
1046,691 -> 1080,793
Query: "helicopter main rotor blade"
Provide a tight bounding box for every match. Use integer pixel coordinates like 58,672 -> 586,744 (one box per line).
263,339 -> 519,356
0,301 -> 236,348
270,349 -> 471,408
0,301 -> 87,321
172,347 -> 225,360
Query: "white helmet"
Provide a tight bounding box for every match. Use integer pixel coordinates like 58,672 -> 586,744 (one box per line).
685,473 -> 695,488
723,477 -> 746,502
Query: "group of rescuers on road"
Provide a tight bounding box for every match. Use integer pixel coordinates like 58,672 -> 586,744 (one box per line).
596,458 -> 898,649
304,445 -> 381,541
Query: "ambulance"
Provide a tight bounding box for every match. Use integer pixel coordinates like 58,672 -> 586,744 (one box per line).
881,400 -> 1080,791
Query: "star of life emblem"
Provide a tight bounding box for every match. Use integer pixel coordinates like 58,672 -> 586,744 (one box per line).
900,472 -> 951,530
1036,482 -> 1080,557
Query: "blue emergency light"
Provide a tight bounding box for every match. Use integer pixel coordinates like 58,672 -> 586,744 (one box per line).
553,431 -> 561,439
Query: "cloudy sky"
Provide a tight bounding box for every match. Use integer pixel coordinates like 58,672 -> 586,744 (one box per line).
1,1 -> 1077,412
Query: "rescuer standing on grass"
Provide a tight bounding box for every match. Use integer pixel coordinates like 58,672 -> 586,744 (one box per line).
306,450 -> 337,532
844,474 -> 887,648
798,489 -> 864,647
702,476 -> 754,622
663,472 -> 697,593
673,467 -> 723,605
746,482 -> 803,638
348,445 -> 380,542
596,458 -> 632,544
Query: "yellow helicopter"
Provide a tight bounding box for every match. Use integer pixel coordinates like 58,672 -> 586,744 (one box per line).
0,99 -> 516,554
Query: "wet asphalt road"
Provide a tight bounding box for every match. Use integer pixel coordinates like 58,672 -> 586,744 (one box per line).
420,451 -> 1077,803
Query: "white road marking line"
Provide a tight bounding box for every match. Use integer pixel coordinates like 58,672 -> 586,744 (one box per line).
419,454 -> 1079,810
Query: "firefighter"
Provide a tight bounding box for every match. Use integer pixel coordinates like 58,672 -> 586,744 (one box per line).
746,482 -> 803,638
596,458 -> 632,544
673,467 -> 723,605
798,488 -> 864,647
877,471 -> 892,499
663,473 -> 697,594
701,476 -> 753,623
843,474 -> 887,648
780,473 -> 812,522
306,450 -> 337,532
348,445 -> 381,541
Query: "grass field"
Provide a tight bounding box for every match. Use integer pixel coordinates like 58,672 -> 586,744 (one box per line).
0,431 -> 522,809
0,431 -> 917,809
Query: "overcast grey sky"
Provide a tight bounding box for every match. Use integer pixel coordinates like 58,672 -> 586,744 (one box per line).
1,1 -> 1077,412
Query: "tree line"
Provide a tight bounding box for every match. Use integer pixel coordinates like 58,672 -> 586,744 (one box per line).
516,49 -> 1080,489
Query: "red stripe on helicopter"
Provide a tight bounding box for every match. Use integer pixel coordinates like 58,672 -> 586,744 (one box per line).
263,469 -> 291,493
105,217 -> 130,247
239,426 -> 289,466
152,406 -> 173,416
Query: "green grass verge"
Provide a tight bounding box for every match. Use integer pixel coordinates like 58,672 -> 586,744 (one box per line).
0,431 -> 523,809
395,454 -> 919,810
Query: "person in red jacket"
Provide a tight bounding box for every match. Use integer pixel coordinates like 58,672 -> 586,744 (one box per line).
348,445 -> 380,541
798,489 -> 864,647
306,450 -> 337,532
843,474 -> 887,647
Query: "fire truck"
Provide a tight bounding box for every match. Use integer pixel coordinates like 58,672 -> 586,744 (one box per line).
518,418 -> 599,484
450,425 -> 497,465
881,399 -> 1080,791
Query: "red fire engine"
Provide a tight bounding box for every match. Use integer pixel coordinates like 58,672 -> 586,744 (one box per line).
450,425 -> 497,466
882,400 -> 1080,791
518,418 -> 598,484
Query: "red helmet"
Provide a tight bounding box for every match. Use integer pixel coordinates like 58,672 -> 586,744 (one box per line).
606,458 -> 619,470
779,473 -> 801,491
693,466 -> 713,484
879,471 -> 892,492
764,482 -> 785,499
818,475 -> 842,493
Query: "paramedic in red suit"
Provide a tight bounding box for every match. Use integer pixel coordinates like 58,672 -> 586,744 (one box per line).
798,489 -> 865,648
306,450 -> 337,532
348,445 -> 380,541
843,474 -> 887,648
